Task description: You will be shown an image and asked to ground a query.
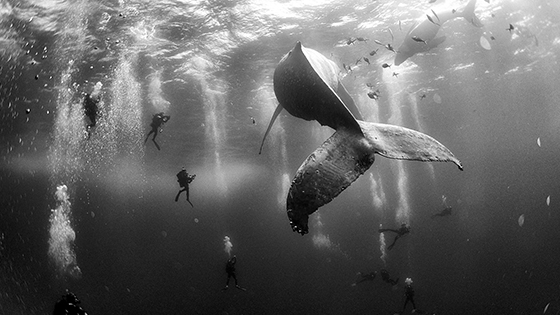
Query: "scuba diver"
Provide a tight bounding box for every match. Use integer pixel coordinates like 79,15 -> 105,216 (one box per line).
144,112 -> 170,150
175,168 -> 196,207
53,291 -> 88,315
432,195 -> 452,218
352,271 -> 377,286
402,278 -> 424,314
83,82 -> 103,139
223,255 -> 246,291
380,269 -> 399,286
379,223 -> 410,250
431,206 -> 452,218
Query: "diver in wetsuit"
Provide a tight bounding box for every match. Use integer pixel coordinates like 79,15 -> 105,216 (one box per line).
144,112 -> 170,150
431,206 -> 452,218
402,278 -> 421,314
352,271 -> 377,286
379,223 -> 410,250
223,255 -> 246,291
175,168 -> 196,207
380,269 -> 399,286
83,82 -> 103,139
53,291 -> 88,315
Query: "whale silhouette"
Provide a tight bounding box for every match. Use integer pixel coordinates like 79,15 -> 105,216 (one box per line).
394,0 -> 483,66
261,42 -> 462,235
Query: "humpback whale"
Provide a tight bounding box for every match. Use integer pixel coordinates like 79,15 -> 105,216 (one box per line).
261,42 -> 462,235
394,0 -> 483,66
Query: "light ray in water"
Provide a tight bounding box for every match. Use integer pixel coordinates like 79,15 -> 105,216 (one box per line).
147,69 -> 170,112
48,185 -> 81,279
383,68 -> 411,224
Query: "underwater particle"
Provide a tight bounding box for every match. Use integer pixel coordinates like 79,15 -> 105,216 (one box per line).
480,36 -> 491,50
518,214 -> 525,227
433,93 -> 442,104
194,218 -> 199,223
537,137 -> 541,147
25,108 -> 30,114
546,195 -> 550,206
161,231 -> 167,237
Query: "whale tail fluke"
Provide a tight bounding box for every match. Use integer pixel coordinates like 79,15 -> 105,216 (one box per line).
461,0 -> 484,27
286,121 -> 462,235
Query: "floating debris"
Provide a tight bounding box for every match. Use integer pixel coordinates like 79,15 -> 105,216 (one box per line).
480,36 -> 491,50
433,93 -> 442,104
518,214 -> 525,227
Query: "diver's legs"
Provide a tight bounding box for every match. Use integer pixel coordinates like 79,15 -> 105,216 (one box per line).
175,189 -> 185,202
388,235 -> 400,250
379,229 -> 399,234
152,138 -> 161,150
144,130 -> 154,143
186,185 -> 194,207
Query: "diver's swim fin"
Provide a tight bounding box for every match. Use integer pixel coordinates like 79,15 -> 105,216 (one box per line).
286,121 -> 462,234
259,104 -> 284,154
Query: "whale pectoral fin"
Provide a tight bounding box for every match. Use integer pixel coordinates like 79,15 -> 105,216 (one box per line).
427,36 -> 446,51
259,104 -> 284,154
358,121 -> 463,170
287,128 -> 375,235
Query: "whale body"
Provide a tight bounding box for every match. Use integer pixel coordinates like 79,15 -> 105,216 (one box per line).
262,42 -> 463,235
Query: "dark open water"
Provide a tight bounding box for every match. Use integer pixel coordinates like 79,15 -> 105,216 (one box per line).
1,0 -> 560,314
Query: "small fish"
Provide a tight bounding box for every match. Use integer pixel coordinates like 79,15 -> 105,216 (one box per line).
346,37 -> 357,45
355,58 -> 362,65
427,15 -> 440,26
398,20 -> 402,31
374,39 -> 384,46
385,44 -> 396,52
537,137 -> 541,147
518,214 -> 525,227
507,24 -> 515,32
392,72 -> 399,78
356,37 -> 368,42
420,94 -> 426,100
543,302 -> 550,314
431,9 -> 440,22
452,9 -> 457,14
429,0 -> 436,3
485,0 -> 490,3
387,28 -> 394,42
363,57 -> 370,65
251,117 -> 256,124
366,82 -> 375,88
381,63 -> 391,68
412,36 -> 427,44
547,195 -> 551,206
490,35 -> 496,40
369,49 -> 379,56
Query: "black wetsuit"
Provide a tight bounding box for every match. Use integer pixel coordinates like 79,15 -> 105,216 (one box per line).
403,283 -> 417,312
379,224 -> 410,250
431,206 -> 452,218
175,170 -> 195,206
225,256 -> 237,286
355,271 -> 377,285
144,113 -> 170,150
380,269 -> 399,285
83,93 -> 100,139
